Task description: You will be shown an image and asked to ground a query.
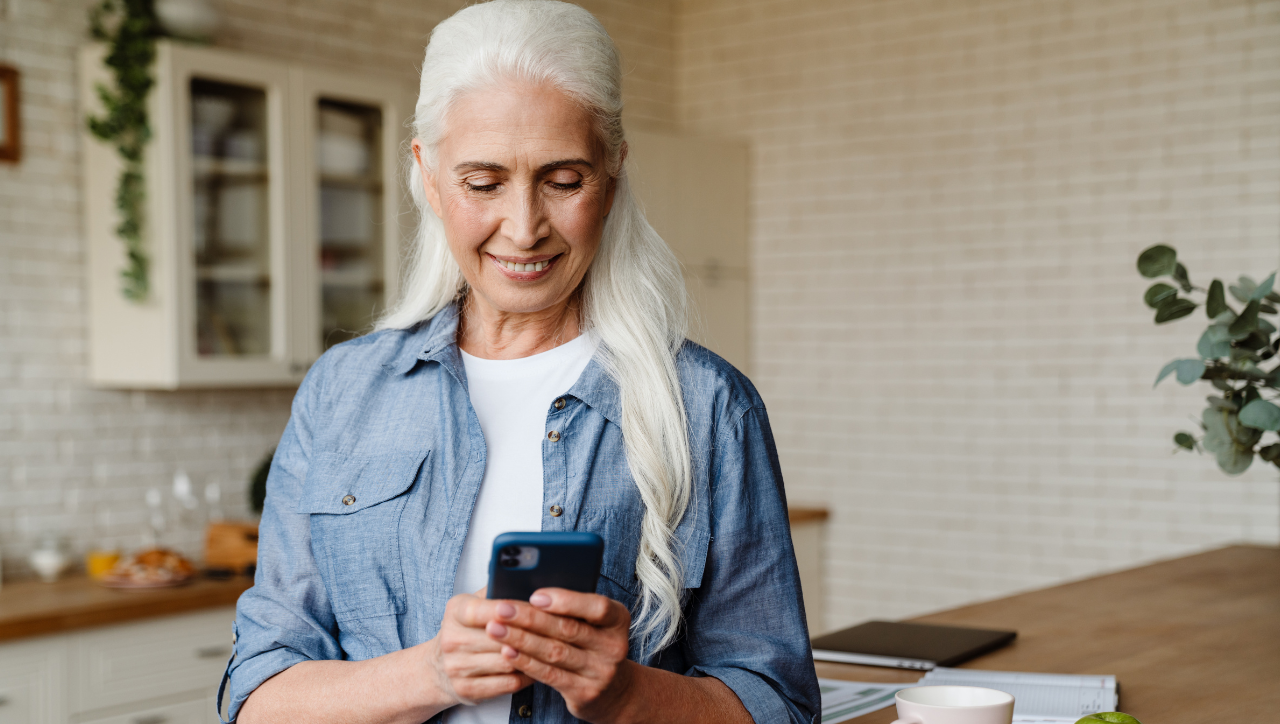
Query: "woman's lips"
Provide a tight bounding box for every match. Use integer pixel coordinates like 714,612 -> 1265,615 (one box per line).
488,253 -> 559,280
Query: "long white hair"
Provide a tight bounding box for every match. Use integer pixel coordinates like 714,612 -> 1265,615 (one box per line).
379,0 -> 693,655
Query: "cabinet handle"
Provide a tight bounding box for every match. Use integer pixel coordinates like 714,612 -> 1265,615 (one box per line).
196,645 -> 232,659
133,716 -> 168,724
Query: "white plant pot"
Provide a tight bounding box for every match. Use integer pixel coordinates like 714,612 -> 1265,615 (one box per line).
155,0 -> 222,41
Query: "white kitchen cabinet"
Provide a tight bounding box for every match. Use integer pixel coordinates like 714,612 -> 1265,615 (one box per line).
80,42 -> 412,388
0,637 -> 67,724
0,607 -> 233,724
626,130 -> 751,373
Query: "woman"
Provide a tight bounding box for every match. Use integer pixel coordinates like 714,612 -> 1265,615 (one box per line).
224,2 -> 818,722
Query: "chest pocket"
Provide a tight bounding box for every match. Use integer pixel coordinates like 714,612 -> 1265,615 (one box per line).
301,451 -> 429,622
578,509 -> 710,614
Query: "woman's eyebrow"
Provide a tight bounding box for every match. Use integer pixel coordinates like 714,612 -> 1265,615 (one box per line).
453,161 -> 507,173
539,158 -> 593,172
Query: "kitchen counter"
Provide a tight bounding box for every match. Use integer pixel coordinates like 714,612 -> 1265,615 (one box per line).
0,574 -> 252,642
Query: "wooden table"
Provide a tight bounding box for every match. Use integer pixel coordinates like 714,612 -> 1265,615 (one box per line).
0,573 -> 252,642
820,545 -> 1280,723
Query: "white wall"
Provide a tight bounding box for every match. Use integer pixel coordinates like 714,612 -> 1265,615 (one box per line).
678,0 -> 1280,631
0,0 -> 676,577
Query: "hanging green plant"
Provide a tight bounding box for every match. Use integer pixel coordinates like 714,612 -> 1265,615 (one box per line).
86,0 -> 162,302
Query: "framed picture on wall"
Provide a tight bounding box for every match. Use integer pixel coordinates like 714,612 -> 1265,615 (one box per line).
0,64 -> 19,163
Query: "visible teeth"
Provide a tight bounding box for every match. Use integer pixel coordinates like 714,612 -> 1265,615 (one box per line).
499,258 -> 549,272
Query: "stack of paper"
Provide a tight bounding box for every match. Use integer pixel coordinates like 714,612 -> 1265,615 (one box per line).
818,679 -> 913,723
920,668 -> 1118,723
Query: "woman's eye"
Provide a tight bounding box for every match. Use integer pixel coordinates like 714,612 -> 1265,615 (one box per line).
549,181 -> 582,191
465,182 -> 500,193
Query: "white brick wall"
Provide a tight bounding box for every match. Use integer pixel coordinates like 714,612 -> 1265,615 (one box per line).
679,0 -> 1280,631
0,0 -> 675,577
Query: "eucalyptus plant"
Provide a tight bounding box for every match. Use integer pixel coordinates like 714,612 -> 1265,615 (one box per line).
1138,245 -> 1280,474
86,0 -> 162,301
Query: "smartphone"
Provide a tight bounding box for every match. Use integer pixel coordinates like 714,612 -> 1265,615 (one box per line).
486,531 -> 604,601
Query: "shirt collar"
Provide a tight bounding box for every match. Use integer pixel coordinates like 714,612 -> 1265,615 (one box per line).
387,302 -> 623,424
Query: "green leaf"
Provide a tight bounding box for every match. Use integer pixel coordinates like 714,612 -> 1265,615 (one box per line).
1172,263 -> 1192,291
1267,291 -> 1280,304
1197,326 -> 1232,358
1251,272 -> 1275,301
1262,304 -> 1278,315
1201,408 -> 1259,475
1143,283 -> 1177,309
1154,298 -> 1196,323
1205,280 -> 1230,318
1155,359 -> 1205,387
1173,432 -> 1197,451
1136,245 -> 1177,278
1239,399 -> 1280,431
1207,395 -> 1239,411
1259,443 -> 1280,464
1229,299 -> 1260,336
1229,276 -> 1257,304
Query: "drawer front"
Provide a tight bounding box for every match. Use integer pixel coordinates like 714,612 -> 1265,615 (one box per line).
70,608 -> 235,714
80,698 -> 209,724
0,636 -> 68,724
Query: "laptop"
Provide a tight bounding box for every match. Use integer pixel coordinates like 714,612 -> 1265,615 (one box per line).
811,620 -> 1016,670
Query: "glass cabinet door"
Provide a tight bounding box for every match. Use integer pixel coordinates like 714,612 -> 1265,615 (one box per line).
315,99 -> 385,350
189,78 -> 272,358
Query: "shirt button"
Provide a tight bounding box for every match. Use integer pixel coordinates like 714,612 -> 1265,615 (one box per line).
341,495 -> 356,506
554,397 -> 565,410
518,704 -> 532,718
549,505 -> 563,517
547,430 -> 560,442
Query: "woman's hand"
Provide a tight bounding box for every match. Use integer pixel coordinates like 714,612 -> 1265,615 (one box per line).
429,588 -> 535,706
483,588 -> 636,722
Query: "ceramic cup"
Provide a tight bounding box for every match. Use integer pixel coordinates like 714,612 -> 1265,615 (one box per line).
889,685 -> 1015,724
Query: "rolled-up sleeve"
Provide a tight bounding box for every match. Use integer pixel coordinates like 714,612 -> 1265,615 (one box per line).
683,404 -> 820,724
225,359 -> 342,721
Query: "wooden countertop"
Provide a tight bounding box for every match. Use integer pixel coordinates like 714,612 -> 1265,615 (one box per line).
820,544 -> 1280,724
0,574 -> 252,642
789,506 -> 830,524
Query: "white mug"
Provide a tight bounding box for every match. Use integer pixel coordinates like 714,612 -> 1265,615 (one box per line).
890,685 -> 1015,724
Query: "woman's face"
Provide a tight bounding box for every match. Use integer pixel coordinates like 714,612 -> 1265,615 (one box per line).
414,83 -> 617,318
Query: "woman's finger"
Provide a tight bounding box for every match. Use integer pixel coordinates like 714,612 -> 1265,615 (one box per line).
528,588 -> 628,628
499,642 -> 582,693
490,602 -> 599,649
486,620 -> 592,674
449,671 -> 534,705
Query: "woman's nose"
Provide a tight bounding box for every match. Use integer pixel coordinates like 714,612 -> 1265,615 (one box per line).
499,185 -> 550,249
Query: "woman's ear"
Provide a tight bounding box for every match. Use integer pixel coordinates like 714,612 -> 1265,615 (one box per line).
603,141 -> 628,217
412,139 -> 444,218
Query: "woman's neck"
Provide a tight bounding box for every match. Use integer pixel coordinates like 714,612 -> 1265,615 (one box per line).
456,292 -> 582,360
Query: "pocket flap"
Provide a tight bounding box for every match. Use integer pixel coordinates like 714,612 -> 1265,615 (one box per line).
300,451 -> 428,515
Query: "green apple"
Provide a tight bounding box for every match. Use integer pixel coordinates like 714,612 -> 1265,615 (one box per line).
1076,714 -> 1141,724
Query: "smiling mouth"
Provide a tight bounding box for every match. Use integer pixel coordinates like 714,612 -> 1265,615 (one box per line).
488,253 -> 559,276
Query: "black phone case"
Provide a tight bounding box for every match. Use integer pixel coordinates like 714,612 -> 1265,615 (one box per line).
486,531 -> 604,601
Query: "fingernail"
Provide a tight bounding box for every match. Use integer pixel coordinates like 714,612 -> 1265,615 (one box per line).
496,602 -> 517,619
529,593 -> 551,608
489,622 -> 508,638
503,645 -> 518,659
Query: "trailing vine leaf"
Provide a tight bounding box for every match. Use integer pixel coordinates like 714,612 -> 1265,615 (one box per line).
1260,443 -> 1280,464
1137,245 -> 1177,278
1250,272 -> 1275,301
1205,280 -> 1230,318
1239,399 -> 1280,431
1154,297 -> 1196,323
1173,432 -> 1198,451
1229,276 -> 1257,304
1171,263 -> 1192,292
1144,283 -> 1177,309
1155,359 -> 1205,387
1262,304 -> 1278,315
1197,326 -> 1231,359
1228,299 -> 1260,337
1201,407 -> 1259,474
85,0 -> 162,302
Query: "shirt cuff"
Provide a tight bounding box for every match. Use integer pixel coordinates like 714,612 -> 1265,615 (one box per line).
688,665 -> 809,724
226,646 -> 311,722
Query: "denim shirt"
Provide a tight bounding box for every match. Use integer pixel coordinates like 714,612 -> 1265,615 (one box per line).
223,303 -> 819,723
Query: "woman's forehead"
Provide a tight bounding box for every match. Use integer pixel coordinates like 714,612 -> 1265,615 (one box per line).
440,83 -> 603,170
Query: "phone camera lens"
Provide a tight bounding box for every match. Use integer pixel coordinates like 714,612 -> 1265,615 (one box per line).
499,545 -> 522,568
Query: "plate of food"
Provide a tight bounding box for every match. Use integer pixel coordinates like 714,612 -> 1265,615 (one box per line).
100,548 -> 197,589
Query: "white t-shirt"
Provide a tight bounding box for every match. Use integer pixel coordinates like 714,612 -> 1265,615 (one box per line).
447,333 -> 597,724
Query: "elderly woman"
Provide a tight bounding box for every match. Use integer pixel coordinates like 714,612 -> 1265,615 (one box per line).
224,2 -> 817,723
